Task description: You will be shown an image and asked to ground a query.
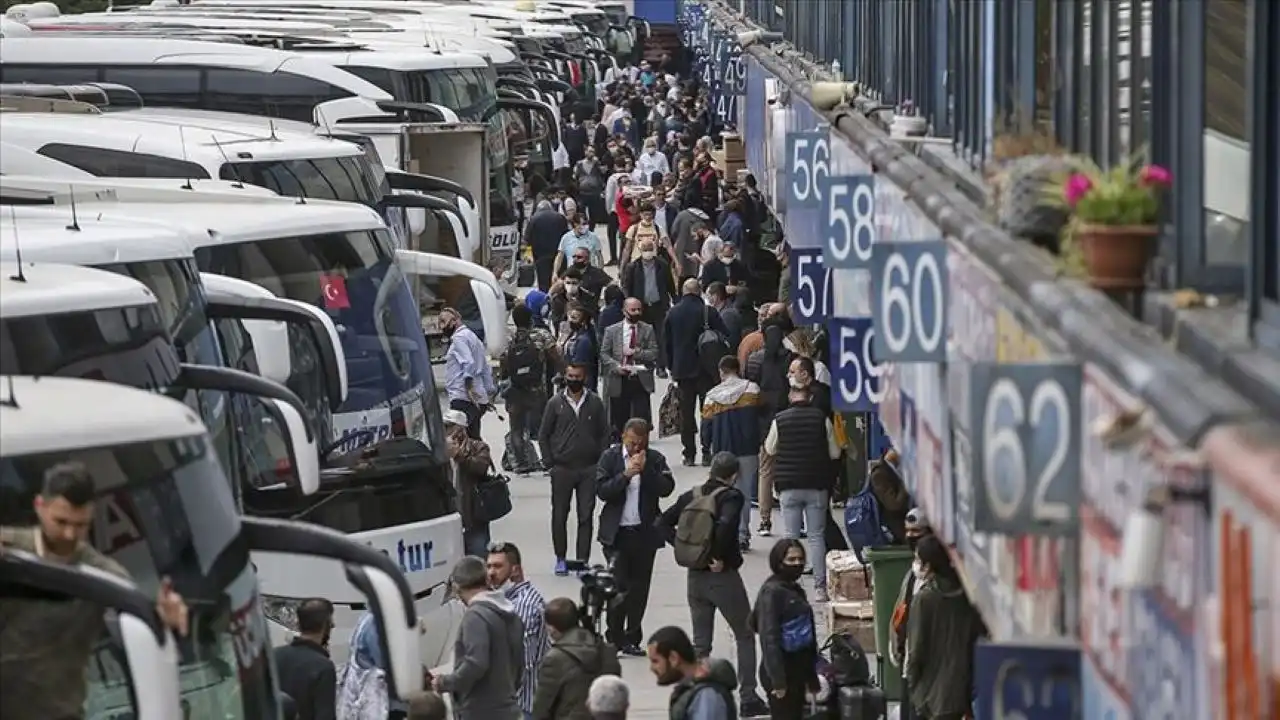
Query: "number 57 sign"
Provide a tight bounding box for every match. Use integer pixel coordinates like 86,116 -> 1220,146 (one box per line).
969,363 -> 1083,536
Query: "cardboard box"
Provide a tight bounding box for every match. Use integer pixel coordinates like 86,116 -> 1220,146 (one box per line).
827,550 -> 873,602
722,133 -> 745,162
825,600 -> 876,650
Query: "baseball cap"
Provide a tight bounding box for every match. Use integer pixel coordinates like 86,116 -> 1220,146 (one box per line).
905,507 -> 930,531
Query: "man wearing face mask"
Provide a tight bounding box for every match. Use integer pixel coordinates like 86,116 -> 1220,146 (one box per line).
671,206 -> 710,281
698,242 -> 748,297
763,385 -> 842,602
273,599 -> 338,720
551,268 -> 601,328
539,362 -> 610,575
888,507 -> 932,692
556,214 -> 604,278
621,241 -> 676,378
600,297 -> 660,434
442,307 -> 497,439
636,137 -> 670,183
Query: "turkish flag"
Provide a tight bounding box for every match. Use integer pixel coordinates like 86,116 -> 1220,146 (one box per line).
320,274 -> 351,310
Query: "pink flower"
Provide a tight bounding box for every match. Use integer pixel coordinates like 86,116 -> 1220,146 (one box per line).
1064,174 -> 1093,207
1140,164 -> 1172,186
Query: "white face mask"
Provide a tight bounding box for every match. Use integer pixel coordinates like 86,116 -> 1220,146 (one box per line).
783,338 -> 798,353
720,256 -> 733,265
789,376 -> 805,389
565,282 -> 580,294
912,560 -> 928,581
641,250 -> 657,260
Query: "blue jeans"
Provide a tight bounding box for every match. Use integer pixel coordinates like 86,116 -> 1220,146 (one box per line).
780,488 -> 829,589
463,523 -> 491,558
734,455 -> 759,543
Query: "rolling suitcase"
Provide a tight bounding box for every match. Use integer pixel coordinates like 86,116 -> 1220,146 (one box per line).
838,685 -> 887,720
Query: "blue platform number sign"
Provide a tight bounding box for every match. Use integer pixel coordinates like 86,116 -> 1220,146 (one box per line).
730,50 -> 746,96
829,317 -> 884,411
870,241 -> 949,362
973,640 -> 1081,720
789,248 -> 833,323
821,174 -> 876,269
785,130 -> 830,209
969,363 -> 1082,536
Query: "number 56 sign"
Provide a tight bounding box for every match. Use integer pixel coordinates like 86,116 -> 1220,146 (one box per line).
969,363 -> 1083,536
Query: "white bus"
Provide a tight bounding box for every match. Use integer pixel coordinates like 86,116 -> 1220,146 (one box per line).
0,372 -> 421,717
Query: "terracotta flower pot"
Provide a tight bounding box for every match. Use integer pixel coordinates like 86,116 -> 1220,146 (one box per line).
1075,223 -> 1158,290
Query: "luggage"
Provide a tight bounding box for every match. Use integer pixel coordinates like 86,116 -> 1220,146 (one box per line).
473,463 -> 513,522
501,431 -> 540,473
658,384 -> 681,438
837,685 -> 887,720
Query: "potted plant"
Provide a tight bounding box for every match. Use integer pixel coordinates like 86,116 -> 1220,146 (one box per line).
1051,154 -> 1172,289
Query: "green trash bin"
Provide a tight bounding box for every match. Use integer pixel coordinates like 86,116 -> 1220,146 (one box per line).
864,545 -> 914,702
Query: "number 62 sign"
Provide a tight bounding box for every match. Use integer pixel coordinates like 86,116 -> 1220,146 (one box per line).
969,363 -> 1082,536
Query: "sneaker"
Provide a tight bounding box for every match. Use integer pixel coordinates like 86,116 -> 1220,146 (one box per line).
739,695 -> 770,717
739,539 -> 751,552
554,558 -> 568,577
757,521 -> 772,537
682,456 -> 697,467
617,643 -> 646,657
814,588 -> 829,602
799,530 -> 807,539
655,368 -> 669,379
700,454 -> 712,467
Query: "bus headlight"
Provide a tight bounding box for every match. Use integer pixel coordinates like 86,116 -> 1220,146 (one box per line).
260,594 -> 300,632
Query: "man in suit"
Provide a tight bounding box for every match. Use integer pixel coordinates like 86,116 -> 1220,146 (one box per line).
663,278 -> 730,466
594,418 -> 676,655
620,239 -> 676,377
600,297 -> 659,437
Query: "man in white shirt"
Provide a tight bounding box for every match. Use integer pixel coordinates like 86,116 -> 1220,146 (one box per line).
592,418 -> 675,654
635,137 -> 670,184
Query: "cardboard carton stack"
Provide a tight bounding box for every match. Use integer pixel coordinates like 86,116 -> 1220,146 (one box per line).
721,133 -> 746,182
824,550 -> 876,649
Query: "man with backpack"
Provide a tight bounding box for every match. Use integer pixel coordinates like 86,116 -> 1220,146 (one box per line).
503,305 -> 555,474
531,597 -> 623,720
657,453 -> 770,717
663,278 -> 730,466
647,626 -> 741,720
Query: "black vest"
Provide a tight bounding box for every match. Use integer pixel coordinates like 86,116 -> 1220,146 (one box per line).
772,403 -> 832,491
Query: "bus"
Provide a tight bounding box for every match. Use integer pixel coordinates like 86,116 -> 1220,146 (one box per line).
0,372 -> 421,717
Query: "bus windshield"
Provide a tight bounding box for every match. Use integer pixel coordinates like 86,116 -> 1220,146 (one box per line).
219,155 -> 383,209
193,228 -> 444,460
0,436 -> 279,720
0,303 -> 180,391
94,259 -> 250,492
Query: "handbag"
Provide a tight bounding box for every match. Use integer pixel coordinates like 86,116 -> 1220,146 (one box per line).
781,612 -> 816,652
657,384 -> 681,438
473,462 -> 513,523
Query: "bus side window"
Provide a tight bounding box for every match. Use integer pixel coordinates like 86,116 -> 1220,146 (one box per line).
101,67 -> 202,108
0,64 -> 101,85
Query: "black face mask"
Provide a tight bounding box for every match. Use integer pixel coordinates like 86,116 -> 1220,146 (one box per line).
569,320 -> 583,331
907,535 -> 922,551
777,564 -> 804,582
625,312 -> 643,322
572,259 -> 588,269
565,378 -> 585,391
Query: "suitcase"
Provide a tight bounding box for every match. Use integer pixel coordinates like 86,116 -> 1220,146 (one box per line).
838,685 -> 887,720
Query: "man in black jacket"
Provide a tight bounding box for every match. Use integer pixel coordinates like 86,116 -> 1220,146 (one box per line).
526,200 -> 572,291
663,278 -> 729,466
539,362 -> 611,575
595,418 -> 676,655
272,598 -> 337,720
763,387 -> 842,602
705,282 -> 743,351
621,239 -> 676,373
657,453 -> 770,717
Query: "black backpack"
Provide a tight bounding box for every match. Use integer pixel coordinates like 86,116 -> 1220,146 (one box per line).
824,631 -> 872,687
697,306 -> 731,377
504,332 -> 544,391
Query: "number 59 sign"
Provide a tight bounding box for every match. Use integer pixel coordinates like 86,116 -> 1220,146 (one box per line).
969,363 -> 1083,536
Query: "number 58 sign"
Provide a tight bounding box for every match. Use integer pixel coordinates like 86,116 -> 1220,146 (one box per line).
969,363 -> 1082,536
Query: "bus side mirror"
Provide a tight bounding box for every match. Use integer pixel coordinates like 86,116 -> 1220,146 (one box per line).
407,207 -> 428,236
240,516 -> 419,702
175,364 -> 321,495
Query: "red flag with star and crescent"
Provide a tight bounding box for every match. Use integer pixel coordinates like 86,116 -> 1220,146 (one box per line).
321,275 -> 351,310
